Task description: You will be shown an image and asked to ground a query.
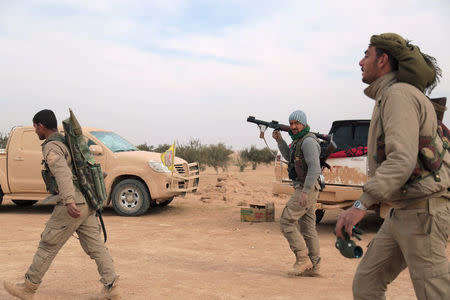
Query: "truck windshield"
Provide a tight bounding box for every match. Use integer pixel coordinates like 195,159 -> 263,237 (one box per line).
330,122 -> 369,151
90,131 -> 137,152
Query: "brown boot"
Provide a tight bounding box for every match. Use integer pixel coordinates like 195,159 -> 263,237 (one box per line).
3,278 -> 39,300
89,276 -> 120,300
287,250 -> 312,276
300,257 -> 322,277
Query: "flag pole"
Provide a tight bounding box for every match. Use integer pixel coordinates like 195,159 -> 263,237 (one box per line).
170,141 -> 175,188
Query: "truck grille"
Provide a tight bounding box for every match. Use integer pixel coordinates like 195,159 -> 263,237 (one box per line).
174,164 -> 186,174
169,162 -> 199,193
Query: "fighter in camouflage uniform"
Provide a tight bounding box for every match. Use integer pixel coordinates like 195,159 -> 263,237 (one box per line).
3,110 -> 120,300
336,33 -> 449,300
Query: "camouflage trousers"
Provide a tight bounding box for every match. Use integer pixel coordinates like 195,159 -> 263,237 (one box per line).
26,203 -> 117,286
280,186 -> 320,265
353,198 -> 450,300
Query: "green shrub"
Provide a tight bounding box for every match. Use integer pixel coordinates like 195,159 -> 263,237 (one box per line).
0,132 -> 8,149
241,145 -> 276,170
136,143 -> 170,153
154,144 -> 171,153
136,143 -> 155,152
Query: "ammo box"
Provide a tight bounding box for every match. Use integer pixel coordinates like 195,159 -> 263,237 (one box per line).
240,203 -> 275,222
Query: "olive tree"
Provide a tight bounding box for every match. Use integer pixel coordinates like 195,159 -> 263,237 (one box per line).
203,143 -> 233,173
236,151 -> 249,172
176,138 -> 206,171
241,145 -> 276,170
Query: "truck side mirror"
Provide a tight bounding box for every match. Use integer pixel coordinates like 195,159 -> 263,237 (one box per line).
89,145 -> 103,155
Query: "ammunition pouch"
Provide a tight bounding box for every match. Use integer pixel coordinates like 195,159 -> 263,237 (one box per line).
294,158 -> 306,181
41,161 -> 59,195
41,159 -> 81,197
288,163 -> 297,181
288,159 -> 307,182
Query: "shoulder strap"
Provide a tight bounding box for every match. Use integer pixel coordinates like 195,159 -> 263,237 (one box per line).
43,133 -> 68,147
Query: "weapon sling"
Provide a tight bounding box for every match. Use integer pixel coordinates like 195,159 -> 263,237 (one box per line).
97,211 -> 107,243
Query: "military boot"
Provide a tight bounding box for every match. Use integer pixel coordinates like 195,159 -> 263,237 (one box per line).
287,250 -> 312,276
300,257 -> 322,277
89,276 -> 120,300
3,278 -> 39,300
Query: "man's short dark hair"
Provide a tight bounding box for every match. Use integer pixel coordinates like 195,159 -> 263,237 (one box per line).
33,109 -> 57,130
375,47 -> 399,71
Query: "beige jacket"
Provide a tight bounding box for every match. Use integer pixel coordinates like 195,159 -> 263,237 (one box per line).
42,133 -> 86,205
359,72 -> 450,209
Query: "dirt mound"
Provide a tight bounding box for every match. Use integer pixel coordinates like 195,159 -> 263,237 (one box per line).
194,173 -> 288,206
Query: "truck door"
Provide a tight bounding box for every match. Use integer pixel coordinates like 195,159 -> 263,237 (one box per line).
8,128 -> 47,193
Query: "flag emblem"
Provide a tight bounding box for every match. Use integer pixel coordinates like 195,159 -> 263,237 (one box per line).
161,142 -> 176,171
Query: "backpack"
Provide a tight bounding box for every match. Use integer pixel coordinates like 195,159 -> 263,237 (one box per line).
41,109 -> 108,241
61,109 -> 107,212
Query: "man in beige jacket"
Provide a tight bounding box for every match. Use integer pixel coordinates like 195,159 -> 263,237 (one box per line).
336,33 -> 449,300
3,110 -> 120,300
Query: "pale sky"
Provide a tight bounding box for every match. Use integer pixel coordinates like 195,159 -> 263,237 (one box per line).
1,0 -> 449,150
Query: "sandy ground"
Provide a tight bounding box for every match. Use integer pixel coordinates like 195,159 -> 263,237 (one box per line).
1,164 -> 445,299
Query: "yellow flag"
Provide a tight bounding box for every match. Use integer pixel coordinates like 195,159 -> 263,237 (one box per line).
161,142 -> 176,171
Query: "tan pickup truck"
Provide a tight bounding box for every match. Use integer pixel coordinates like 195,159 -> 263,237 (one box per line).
0,126 -> 199,216
273,120 -> 372,223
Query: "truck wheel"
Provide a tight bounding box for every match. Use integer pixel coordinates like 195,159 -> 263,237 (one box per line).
157,197 -> 173,207
12,200 -> 38,206
315,209 -> 325,224
111,179 -> 150,216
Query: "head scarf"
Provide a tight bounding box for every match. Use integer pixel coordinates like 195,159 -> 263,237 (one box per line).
370,33 -> 441,95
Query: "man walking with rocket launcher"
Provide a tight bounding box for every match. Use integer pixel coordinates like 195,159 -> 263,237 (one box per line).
4,109 -> 120,300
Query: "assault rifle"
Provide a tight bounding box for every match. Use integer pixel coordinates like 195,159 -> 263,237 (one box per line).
246,115 -> 337,171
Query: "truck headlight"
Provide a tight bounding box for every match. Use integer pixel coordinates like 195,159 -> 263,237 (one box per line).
148,160 -> 171,173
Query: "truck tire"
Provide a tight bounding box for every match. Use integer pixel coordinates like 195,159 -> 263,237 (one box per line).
111,179 -> 150,216
12,200 -> 38,206
0,187 -> 3,206
315,209 -> 325,224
